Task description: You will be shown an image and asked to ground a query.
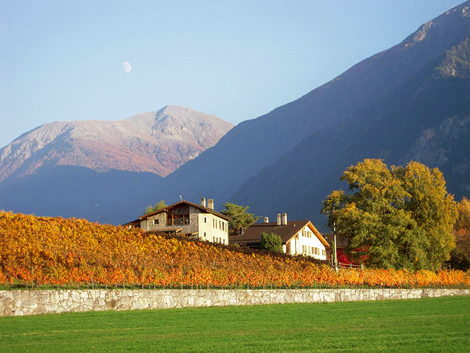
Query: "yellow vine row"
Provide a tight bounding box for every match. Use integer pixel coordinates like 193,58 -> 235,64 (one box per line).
1,211 -> 469,288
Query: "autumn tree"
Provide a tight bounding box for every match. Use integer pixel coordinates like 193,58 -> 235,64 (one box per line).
322,159 -> 458,271
221,202 -> 261,235
259,232 -> 283,252
456,197 -> 470,230
144,199 -> 167,215
450,197 -> 470,270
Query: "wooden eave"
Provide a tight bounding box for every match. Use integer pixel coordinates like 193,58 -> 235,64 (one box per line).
146,227 -> 183,234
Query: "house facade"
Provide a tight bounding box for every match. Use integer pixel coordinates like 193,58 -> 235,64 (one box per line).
124,198 -> 230,244
231,213 -> 329,260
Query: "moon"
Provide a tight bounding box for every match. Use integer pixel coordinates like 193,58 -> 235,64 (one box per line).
123,62 -> 132,73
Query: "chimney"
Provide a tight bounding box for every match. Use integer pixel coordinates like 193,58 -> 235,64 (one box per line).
277,213 -> 281,226
208,199 -> 214,210
264,217 -> 269,223
201,197 -> 206,207
282,213 -> 288,226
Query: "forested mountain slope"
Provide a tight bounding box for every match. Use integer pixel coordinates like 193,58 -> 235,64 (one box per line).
231,38 -> 470,230
152,1 -> 470,211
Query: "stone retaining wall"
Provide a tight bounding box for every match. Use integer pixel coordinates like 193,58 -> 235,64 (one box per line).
1,288 -> 469,316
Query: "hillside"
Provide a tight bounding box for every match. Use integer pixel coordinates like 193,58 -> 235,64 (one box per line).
1,211 -> 468,289
0,211 -> 329,288
231,38 -> 470,230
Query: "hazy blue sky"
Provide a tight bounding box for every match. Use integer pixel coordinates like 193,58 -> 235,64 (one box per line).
0,0 -> 465,148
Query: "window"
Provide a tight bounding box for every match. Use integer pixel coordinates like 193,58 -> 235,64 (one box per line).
322,249 -> 326,256
214,237 -> 226,244
153,219 -> 159,225
204,232 -> 207,237
204,217 -> 207,223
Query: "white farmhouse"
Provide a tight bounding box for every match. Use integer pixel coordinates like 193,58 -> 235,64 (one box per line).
231,213 -> 329,260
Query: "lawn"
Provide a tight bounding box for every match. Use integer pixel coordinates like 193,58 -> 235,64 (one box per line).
1,296 -> 469,352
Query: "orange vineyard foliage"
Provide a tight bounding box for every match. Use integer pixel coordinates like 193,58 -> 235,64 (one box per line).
1,211 -> 469,289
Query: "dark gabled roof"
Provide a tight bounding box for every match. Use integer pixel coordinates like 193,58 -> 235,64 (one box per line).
138,200 -> 231,222
231,220 -> 329,248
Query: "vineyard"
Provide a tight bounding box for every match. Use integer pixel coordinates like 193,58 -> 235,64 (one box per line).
1,211 -> 469,289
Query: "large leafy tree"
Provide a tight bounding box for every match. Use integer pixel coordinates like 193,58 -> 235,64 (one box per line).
395,161 -> 458,269
322,159 -> 458,271
221,202 -> 261,236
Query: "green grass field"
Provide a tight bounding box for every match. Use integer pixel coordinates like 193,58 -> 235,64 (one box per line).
1,296 -> 469,352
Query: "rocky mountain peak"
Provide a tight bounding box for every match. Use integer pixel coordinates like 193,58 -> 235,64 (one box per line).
399,2 -> 469,49
0,106 -> 233,182
150,105 -> 226,145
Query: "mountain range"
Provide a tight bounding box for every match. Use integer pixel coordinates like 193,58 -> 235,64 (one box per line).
0,106 -> 232,221
0,105 -> 233,181
1,1 -> 469,230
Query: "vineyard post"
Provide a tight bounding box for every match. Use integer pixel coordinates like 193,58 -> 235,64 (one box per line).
333,221 -> 338,271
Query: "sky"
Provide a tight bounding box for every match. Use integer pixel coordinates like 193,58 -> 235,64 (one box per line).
0,0 -> 465,148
